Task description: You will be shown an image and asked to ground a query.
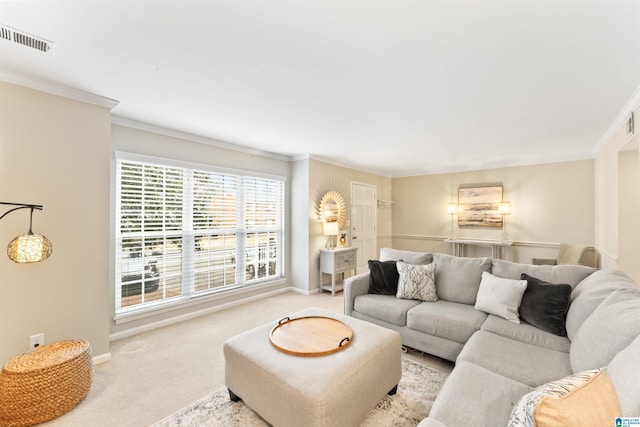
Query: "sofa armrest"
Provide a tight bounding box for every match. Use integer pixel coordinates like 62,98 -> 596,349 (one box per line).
344,272 -> 370,316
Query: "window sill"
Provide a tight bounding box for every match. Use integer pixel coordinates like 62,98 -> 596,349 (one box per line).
114,278 -> 287,325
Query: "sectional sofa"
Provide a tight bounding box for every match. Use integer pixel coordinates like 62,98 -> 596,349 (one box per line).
344,248 -> 640,426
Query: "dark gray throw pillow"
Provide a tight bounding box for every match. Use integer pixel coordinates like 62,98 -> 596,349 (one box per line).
520,273 -> 572,336
368,260 -> 399,295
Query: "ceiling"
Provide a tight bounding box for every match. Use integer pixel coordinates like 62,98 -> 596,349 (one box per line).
1,1 -> 639,177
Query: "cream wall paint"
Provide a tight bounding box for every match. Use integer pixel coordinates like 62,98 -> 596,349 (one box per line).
304,159 -> 392,292
392,160 -> 595,263
110,125 -> 292,336
618,149 -> 640,282
0,82 -> 112,365
290,158 -> 311,293
594,99 -> 640,271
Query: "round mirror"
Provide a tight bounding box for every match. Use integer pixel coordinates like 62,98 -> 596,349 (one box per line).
317,191 -> 346,229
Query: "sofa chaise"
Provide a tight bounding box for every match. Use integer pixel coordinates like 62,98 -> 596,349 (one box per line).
344,248 -> 640,426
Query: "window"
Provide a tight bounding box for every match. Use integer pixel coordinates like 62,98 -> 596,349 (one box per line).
115,154 -> 285,316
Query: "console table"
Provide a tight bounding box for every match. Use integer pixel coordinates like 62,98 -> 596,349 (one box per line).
444,238 -> 512,259
319,247 -> 358,296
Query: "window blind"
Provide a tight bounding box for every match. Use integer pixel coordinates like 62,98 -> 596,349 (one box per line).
115,156 -> 285,315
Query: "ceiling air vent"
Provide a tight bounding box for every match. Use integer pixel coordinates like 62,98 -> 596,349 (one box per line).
0,24 -> 54,54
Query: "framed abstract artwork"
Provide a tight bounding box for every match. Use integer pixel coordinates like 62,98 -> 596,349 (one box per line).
458,185 -> 503,227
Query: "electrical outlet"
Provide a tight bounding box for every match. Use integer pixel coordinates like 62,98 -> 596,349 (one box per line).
30,333 -> 44,350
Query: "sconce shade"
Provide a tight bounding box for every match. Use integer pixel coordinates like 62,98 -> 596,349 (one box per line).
498,202 -> 511,215
323,221 -> 339,236
7,231 -> 53,263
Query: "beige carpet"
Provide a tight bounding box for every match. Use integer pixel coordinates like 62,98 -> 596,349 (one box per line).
153,357 -> 449,427
40,291 -> 453,427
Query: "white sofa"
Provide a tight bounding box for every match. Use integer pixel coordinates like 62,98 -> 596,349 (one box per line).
344,248 -> 640,426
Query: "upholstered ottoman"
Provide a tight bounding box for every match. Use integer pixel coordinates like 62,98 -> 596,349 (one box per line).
224,307 -> 402,427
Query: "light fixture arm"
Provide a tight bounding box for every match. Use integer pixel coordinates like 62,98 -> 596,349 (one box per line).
0,202 -> 43,222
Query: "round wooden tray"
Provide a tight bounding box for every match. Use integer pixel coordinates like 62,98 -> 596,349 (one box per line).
269,316 -> 353,356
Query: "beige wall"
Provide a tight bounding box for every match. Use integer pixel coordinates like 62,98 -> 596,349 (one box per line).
296,158 -> 392,293
618,148 -> 640,282
392,160 -> 595,263
594,101 -> 640,277
110,124 -> 292,337
0,82 -> 112,365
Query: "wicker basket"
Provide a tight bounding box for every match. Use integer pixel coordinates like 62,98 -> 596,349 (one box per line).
0,340 -> 93,427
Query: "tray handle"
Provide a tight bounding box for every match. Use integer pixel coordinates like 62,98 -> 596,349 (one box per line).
278,316 -> 291,325
339,337 -> 350,347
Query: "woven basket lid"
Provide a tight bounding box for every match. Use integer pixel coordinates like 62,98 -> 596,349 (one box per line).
4,340 -> 90,373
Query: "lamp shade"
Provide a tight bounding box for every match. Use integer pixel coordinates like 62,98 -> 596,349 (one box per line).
323,221 -> 339,236
498,202 -> 511,215
447,203 -> 458,215
7,231 -> 53,263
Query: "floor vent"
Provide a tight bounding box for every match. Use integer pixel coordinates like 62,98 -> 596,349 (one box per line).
0,24 -> 54,54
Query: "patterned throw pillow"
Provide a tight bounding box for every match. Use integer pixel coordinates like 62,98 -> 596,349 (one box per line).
396,261 -> 437,302
508,368 -> 621,427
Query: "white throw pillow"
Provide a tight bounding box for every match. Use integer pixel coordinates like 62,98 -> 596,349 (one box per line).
396,261 -> 438,302
474,271 -> 527,323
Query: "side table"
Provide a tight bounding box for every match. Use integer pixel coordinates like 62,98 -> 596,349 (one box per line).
319,247 -> 358,296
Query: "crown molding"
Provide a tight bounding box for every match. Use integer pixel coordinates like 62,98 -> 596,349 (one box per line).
0,71 -> 119,110
111,115 -> 292,162
592,84 -> 640,157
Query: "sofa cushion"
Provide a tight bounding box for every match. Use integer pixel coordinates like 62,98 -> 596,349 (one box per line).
475,271 -> 527,323
458,331 -> 572,387
407,300 -> 487,344
518,274 -> 572,336
367,260 -> 399,295
427,360 -> 532,427
433,253 -> 492,304
352,294 -> 420,326
570,288 -> 640,373
396,261 -> 438,302
565,269 -> 637,340
608,334 -> 640,416
380,247 -> 433,264
508,368 -> 620,427
481,315 -> 570,353
492,259 -> 595,287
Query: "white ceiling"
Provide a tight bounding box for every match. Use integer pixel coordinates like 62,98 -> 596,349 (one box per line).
1,1 -> 639,177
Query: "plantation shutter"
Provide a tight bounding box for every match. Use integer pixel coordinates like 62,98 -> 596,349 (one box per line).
116,161 -> 184,310
242,177 -> 284,280
115,153 -> 285,317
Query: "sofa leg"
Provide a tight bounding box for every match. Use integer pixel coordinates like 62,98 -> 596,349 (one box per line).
228,389 -> 242,402
388,385 -> 398,395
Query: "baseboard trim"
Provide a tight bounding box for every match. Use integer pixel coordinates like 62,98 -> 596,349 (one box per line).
110,287 -> 291,342
290,287 -> 321,296
93,352 -> 112,365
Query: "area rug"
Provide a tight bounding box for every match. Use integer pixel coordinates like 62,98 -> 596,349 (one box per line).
152,357 -> 448,427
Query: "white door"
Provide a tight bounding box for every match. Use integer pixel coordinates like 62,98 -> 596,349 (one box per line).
351,182 -> 376,274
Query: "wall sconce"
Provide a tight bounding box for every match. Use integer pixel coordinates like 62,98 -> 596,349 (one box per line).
0,202 -> 53,263
323,221 -> 339,249
498,202 -> 511,241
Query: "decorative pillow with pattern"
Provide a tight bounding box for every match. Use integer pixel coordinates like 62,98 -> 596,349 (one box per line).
508,368 -> 621,427
396,261 -> 438,302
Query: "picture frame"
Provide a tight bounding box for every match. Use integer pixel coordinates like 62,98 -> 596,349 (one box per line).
458,185 -> 503,228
